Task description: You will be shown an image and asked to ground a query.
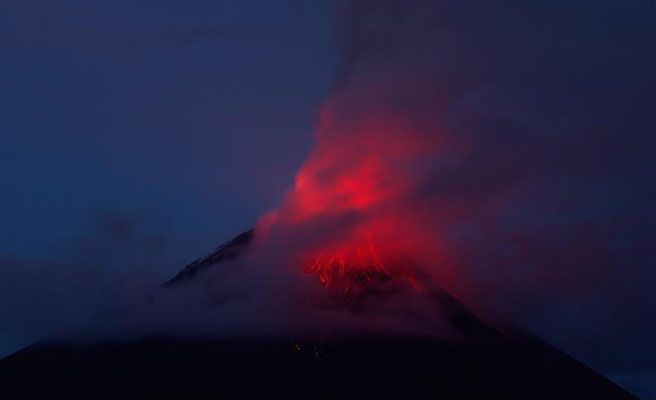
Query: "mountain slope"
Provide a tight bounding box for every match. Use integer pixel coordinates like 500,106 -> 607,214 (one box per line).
0,335 -> 637,399
0,229 -> 639,399
163,229 -> 254,286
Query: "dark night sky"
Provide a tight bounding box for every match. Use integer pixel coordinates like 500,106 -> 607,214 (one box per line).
1,1 -> 654,398
0,0 -> 333,262
0,0 -> 334,356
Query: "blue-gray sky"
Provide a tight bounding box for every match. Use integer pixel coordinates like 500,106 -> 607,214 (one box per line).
0,0 -> 334,360
0,0 -> 334,264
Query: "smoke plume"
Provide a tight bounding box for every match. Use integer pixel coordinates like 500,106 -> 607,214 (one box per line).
5,0 -> 651,391
237,0 -> 654,373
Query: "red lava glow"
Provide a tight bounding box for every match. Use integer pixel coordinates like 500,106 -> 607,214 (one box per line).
298,220 -> 435,300
284,105 -> 440,223
265,98 -> 447,299
261,87 -> 454,297
302,238 -> 428,299
303,235 -> 392,292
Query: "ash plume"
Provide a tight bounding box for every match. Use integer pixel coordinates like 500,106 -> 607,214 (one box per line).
222,0 -> 653,373
3,1 -> 651,391
251,0 -> 653,324
137,1 -> 655,357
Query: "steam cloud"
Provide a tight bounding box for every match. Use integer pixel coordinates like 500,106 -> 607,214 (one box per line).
1,0 -> 653,392
199,0 -> 654,375
128,0 -> 654,363
247,0 -> 654,345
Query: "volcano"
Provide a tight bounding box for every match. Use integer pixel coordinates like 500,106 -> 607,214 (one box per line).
0,229 -> 638,399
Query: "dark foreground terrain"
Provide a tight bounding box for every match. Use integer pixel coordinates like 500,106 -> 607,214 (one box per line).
0,335 -> 637,399
0,230 -> 639,399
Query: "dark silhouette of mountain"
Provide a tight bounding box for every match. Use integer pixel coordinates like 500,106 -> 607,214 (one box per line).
0,229 -> 639,399
163,228 -> 254,286
0,335 -> 637,399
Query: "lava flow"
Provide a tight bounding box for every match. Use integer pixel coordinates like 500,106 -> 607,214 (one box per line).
304,237 -> 391,292
299,223 -> 431,301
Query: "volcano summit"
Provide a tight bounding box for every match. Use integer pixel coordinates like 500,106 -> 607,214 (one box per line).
0,228 -> 638,399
